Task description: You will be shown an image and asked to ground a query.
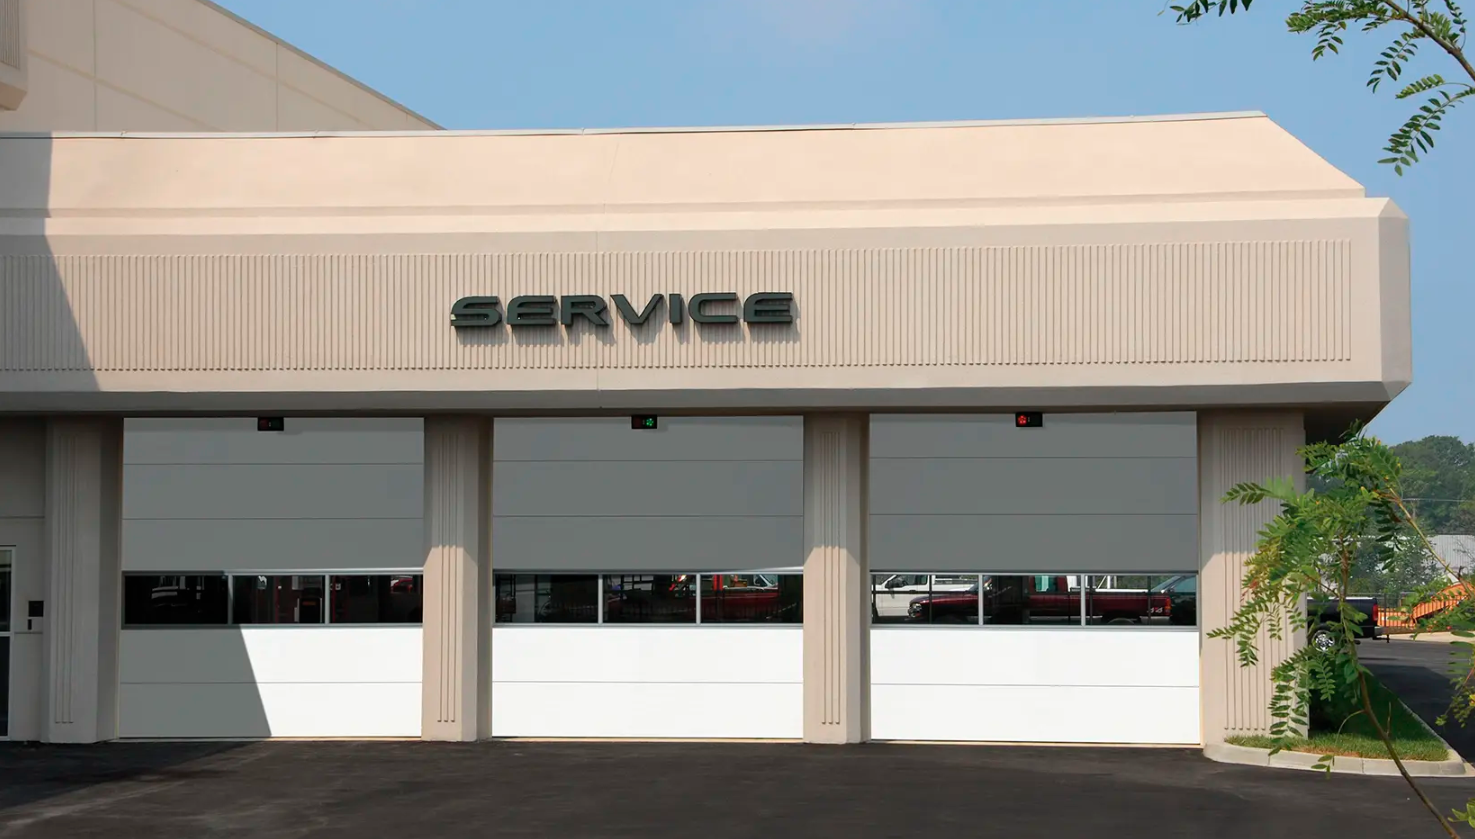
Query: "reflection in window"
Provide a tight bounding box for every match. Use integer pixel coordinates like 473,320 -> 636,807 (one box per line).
1085,574 -> 1197,628
700,574 -> 803,623
494,574 -> 598,624
982,575 -> 1083,626
603,574 -> 696,624
232,575 -> 325,625
123,574 -> 230,626
871,574 -> 981,625
330,575 -> 423,624
0,551 -> 10,632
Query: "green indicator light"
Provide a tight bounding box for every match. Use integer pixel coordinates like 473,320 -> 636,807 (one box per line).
631,415 -> 659,430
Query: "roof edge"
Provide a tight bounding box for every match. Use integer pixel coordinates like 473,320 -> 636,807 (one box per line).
195,0 -> 443,130
0,110 -> 1267,140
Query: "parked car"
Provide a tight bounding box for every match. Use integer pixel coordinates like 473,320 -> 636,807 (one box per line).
1308,597 -> 1381,652
1151,574 -> 1197,626
871,574 -> 978,618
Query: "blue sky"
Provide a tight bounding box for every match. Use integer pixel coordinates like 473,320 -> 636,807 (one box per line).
219,0 -> 1472,445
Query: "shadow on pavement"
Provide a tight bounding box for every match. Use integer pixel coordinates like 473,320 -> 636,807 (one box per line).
0,741 -> 250,812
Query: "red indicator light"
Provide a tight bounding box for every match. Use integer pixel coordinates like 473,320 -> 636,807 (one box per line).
1014,412 -> 1043,429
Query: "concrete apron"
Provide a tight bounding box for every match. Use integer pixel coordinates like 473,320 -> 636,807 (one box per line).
1204,742 -> 1471,778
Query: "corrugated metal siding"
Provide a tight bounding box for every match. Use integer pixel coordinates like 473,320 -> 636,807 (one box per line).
0,243 -> 1353,372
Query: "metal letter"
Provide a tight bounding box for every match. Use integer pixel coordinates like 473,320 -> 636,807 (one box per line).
668,293 -> 686,325
450,295 -> 502,327
743,292 -> 795,324
560,295 -> 610,327
612,294 -> 663,325
507,295 -> 558,327
689,292 -> 740,324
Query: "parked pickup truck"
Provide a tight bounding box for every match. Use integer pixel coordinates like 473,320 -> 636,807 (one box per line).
1308,597 -> 1381,651
906,575 -> 1174,625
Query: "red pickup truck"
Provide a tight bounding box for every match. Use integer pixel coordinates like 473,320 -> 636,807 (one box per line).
906,575 -> 1173,625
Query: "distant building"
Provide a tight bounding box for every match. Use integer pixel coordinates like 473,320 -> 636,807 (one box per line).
1432,535 -> 1475,578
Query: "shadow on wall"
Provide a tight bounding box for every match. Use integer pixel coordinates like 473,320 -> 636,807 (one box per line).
0,134 -> 267,742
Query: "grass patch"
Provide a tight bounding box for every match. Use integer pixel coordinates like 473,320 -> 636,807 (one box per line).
1226,674 -> 1449,762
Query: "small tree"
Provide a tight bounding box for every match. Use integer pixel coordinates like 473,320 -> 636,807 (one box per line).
1169,0 -> 1474,173
1214,430 -> 1474,836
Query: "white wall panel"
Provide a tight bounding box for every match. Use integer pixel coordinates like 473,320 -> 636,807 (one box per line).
870,629 -> 1199,744
492,418 -> 803,573
491,627 -> 802,738
119,628 -> 421,738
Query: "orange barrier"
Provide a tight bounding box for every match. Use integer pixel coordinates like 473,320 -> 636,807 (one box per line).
1376,583 -> 1471,631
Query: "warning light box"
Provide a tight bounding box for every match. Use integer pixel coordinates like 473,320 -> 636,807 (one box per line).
257,417 -> 285,432
631,415 -> 659,430
1014,412 -> 1043,429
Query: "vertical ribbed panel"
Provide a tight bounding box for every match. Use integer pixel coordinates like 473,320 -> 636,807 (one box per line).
0,0 -> 20,70
803,414 -> 869,743
421,417 -> 489,741
44,418 -> 123,743
0,244 -> 1354,372
1199,413 -> 1304,741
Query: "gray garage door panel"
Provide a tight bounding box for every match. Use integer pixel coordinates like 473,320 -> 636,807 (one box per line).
495,417 -> 802,462
492,516 -> 803,572
493,460 -> 801,518
871,412 -> 1196,459
124,464 -> 423,521
871,457 -> 1197,516
870,513 -> 1199,573
123,518 -> 423,572
125,418 -> 423,465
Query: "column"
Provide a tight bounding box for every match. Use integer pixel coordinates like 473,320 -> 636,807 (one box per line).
44,417 -> 123,744
421,416 -> 493,742
1198,410 -> 1306,744
802,414 -> 870,744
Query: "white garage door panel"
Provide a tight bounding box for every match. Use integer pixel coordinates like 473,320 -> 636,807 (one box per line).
871,629 -> 1198,688
494,627 -> 802,684
493,627 -> 802,738
120,683 -> 421,739
870,685 -> 1199,744
491,683 -> 803,739
120,628 -> 422,738
871,630 -> 1199,744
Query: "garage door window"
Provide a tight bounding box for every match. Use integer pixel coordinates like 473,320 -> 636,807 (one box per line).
495,574 -> 599,624
492,573 -> 803,625
330,575 -> 424,624
872,571 -> 1196,628
123,575 -> 230,626
231,575 -> 325,625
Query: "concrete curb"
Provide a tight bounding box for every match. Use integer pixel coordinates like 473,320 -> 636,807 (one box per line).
1205,742 -> 1470,777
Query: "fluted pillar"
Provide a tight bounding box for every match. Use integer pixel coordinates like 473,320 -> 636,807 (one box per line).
421,416 -> 493,742
44,417 -> 123,744
1199,411 -> 1305,744
802,414 -> 869,744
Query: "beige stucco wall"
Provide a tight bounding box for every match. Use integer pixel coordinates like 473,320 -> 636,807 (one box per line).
0,115 -> 1412,416
0,0 -> 435,130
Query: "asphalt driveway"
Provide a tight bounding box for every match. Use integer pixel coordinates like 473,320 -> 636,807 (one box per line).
1362,637 -> 1475,762
1,740 -> 1472,838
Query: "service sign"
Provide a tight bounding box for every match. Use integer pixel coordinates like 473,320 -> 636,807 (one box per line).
450,292 -> 793,329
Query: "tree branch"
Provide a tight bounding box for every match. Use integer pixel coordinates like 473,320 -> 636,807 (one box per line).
1379,0 -> 1475,83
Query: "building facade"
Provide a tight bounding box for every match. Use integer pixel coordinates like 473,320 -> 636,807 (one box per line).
0,1 -> 1411,749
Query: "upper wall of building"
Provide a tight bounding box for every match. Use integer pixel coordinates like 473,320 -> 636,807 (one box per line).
0,0 -> 437,131
0,114 -> 1411,419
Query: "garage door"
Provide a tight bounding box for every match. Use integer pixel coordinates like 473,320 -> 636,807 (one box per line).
489,418 -> 804,739
117,419 -> 425,738
868,414 -> 1201,745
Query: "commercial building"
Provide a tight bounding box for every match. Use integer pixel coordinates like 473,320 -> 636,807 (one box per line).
0,0 -> 1411,748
